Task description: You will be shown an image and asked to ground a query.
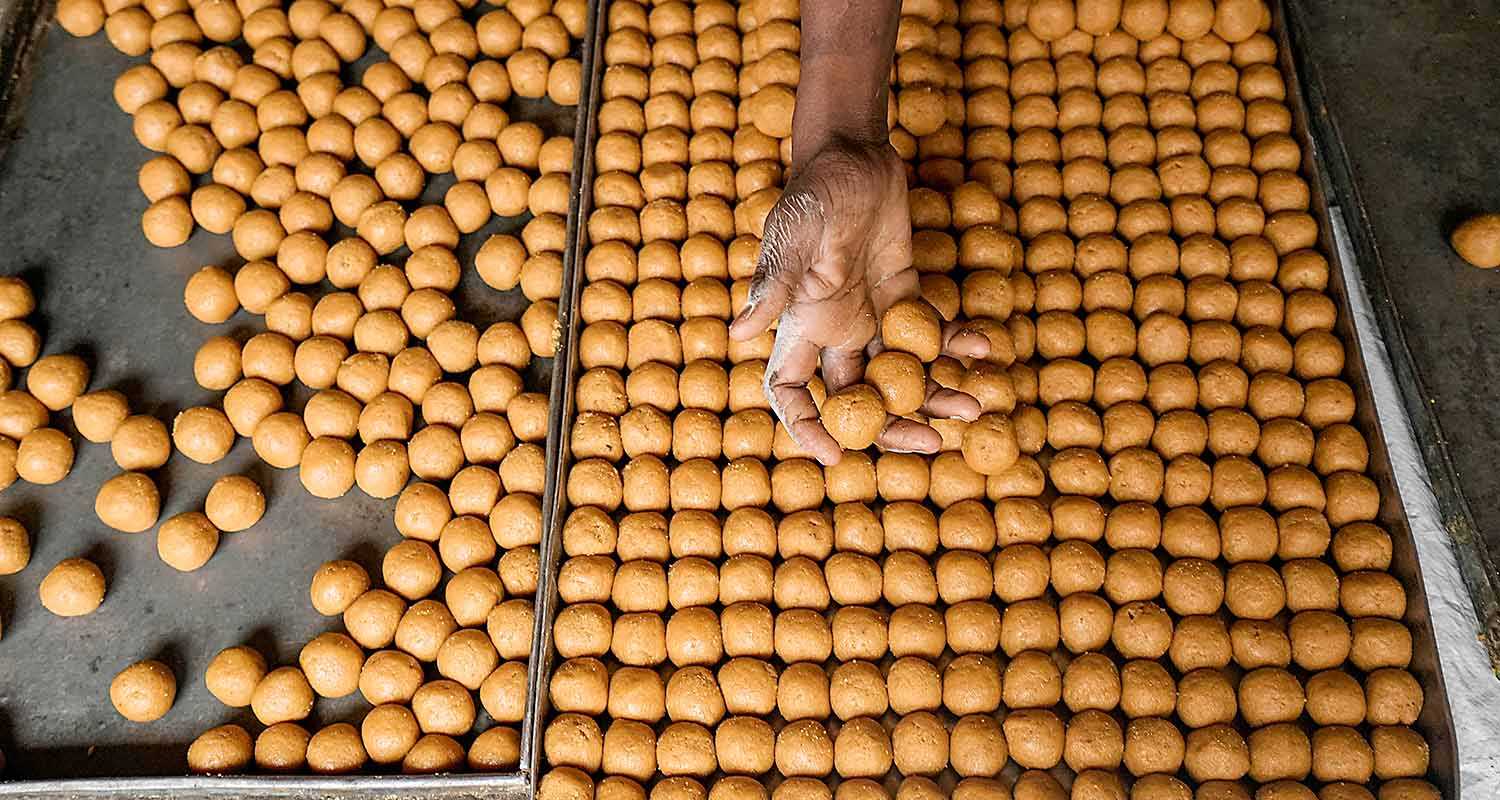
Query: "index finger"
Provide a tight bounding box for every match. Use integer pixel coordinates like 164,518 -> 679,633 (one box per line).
765,324 -> 843,466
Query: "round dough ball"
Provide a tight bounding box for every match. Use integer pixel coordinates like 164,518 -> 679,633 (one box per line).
0,516 -> 29,575
111,414 -> 171,470
251,666 -> 316,725
172,406 -> 235,464
185,265 -> 240,323
95,471 -> 161,533
72,390 -> 131,443
299,631 -> 365,698
306,723 -> 368,773
39,557 -> 106,616
27,354 -> 90,411
188,724 -> 254,773
882,299 -> 943,361
157,511 -> 220,571
310,559 -> 371,616
1451,212 -> 1500,269
255,722 -> 312,772
17,427 -> 74,484
110,659 -> 177,722
205,645 -> 268,707
205,473 -> 266,531
822,385 -> 886,451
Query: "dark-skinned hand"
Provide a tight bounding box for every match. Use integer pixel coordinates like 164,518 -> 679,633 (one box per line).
729,136 -> 992,466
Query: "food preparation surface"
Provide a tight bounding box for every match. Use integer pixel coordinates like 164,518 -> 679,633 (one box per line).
0,17 -> 566,783
1284,0 -> 1500,640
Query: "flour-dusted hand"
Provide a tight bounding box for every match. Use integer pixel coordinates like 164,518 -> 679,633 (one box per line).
729,138 -> 990,466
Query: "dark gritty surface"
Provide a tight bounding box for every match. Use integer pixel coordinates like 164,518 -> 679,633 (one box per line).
0,16 -> 569,780
1288,1 -> 1500,603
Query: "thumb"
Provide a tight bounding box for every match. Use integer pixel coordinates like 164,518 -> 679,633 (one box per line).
730,191 -> 823,340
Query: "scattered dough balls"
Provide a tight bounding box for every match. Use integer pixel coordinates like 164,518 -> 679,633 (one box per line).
38,556 -> 106,616
26,354 -> 90,411
205,645 -> 269,707
1451,212 -> 1500,269
310,559 -> 372,616
110,659 -> 178,722
16,428 -> 75,484
157,511 -> 220,571
72,390 -> 131,443
95,471 -> 161,533
205,473 -> 266,531
188,724 -> 254,773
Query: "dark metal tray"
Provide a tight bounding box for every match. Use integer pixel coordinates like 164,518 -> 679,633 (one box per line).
1281,0 -> 1500,663
526,1 -> 1460,796
0,0 -> 596,793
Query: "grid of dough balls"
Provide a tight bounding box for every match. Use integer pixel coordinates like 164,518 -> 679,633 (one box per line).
58,0 -> 587,774
542,1 -> 1440,800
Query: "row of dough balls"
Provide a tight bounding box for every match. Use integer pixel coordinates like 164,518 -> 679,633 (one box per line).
553,493 -> 1389,562
552,442 -> 1379,517
551,539 -> 1399,617
545,647 -> 1418,727
545,707 -> 1425,784
560,373 -> 1367,472
546,583 -> 1407,668
541,773 -> 1442,800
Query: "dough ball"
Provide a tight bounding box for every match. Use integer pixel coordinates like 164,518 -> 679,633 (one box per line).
185,265 -> 240,323
157,511 -> 220,571
72,390 -> 131,443
866,351 -> 927,416
255,722 -> 312,772
251,666 -> 315,725
188,724 -> 254,773
1451,212 -> 1500,269
27,354 -> 90,410
38,556 -> 105,616
306,723 -> 368,773
205,473 -> 266,531
95,471 -> 161,533
205,645 -> 268,707
110,659 -> 177,722
111,414 -> 171,470
1003,709 -> 1064,769
17,427 -> 74,484
0,516 -> 29,575
172,406 -> 236,464
822,385 -> 886,451
882,299 -> 943,361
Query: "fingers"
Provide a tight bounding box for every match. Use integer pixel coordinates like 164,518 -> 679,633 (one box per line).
921,380 -> 982,422
765,323 -> 843,466
942,319 -> 992,360
730,190 -> 824,341
820,346 -> 865,394
876,416 -> 942,455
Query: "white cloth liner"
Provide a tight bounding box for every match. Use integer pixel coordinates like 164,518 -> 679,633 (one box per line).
1330,206 -> 1500,795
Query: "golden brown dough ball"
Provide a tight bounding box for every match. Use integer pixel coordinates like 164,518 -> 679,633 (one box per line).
188,724 -> 254,773
1452,212 -> 1500,269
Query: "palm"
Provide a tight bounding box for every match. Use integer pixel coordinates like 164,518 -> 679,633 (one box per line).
730,138 -> 987,466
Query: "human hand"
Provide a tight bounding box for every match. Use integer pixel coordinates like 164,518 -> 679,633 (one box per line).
728,136 -> 991,466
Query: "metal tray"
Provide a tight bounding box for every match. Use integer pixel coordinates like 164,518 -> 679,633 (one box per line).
1280,0 -> 1500,664
0,0 -> 596,793
525,0 -> 1460,796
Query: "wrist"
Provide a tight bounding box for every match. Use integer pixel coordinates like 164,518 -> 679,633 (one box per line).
791,61 -> 891,172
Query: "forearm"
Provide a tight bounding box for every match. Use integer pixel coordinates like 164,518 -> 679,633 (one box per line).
791,0 -> 901,173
